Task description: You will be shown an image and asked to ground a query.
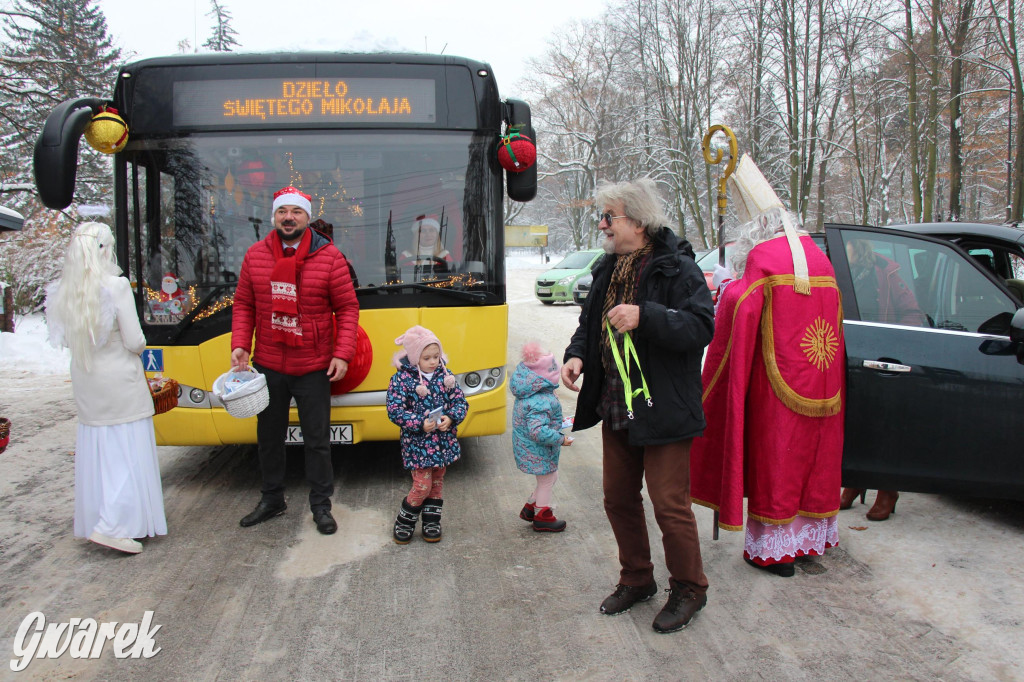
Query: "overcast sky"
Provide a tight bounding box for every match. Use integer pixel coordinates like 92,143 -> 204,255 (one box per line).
97,0 -> 607,98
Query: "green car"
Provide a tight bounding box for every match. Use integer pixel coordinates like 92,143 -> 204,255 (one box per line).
535,249 -> 605,304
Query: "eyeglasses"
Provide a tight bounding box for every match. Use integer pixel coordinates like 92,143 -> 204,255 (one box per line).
597,212 -> 628,226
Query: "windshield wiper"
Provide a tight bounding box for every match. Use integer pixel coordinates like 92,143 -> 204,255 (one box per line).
168,282 -> 237,342
358,282 -> 488,303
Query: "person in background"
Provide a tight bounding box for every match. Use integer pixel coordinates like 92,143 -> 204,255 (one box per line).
399,215 -> 452,277
690,156 -> 845,577
510,341 -> 573,533
45,221 -> 167,554
838,238 -> 922,521
561,178 -> 713,634
231,186 -> 360,535
386,325 -> 468,544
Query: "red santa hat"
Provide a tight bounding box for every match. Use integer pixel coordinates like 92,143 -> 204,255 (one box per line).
272,186 -> 312,219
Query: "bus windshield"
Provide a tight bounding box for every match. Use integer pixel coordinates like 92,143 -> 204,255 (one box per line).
126,129 -> 501,328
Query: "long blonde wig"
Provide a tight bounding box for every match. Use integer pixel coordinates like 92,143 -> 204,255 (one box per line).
46,222 -> 122,369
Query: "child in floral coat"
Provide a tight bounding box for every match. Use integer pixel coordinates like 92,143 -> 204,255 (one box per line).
510,341 -> 572,532
386,325 -> 468,543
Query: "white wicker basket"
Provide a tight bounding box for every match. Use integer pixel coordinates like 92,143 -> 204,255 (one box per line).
212,367 -> 270,419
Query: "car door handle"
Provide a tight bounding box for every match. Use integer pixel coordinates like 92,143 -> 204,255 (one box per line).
862,360 -> 912,373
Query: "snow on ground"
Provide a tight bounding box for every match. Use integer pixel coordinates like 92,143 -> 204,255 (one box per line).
0,314 -> 69,376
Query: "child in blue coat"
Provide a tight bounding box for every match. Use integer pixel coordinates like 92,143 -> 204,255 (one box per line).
386,325 -> 468,544
510,341 -> 572,532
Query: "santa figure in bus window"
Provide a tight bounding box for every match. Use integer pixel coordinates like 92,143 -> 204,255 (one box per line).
399,215 -> 453,274
156,273 -> 186,315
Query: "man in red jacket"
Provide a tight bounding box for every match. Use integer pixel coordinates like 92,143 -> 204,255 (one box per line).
231,186 -> 359,535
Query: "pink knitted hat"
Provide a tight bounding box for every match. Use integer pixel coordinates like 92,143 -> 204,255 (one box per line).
522,341 -> 560,386
394,325 -> 455,394
393,325 -> 446,368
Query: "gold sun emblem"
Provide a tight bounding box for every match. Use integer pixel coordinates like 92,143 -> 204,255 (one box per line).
800,317 -> 839,371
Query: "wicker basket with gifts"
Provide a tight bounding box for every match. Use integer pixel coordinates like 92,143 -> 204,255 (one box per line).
148,376 -> 180,415
212,366 -> 269,419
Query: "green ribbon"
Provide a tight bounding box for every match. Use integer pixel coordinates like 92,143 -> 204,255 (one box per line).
501,128 -> 523,167
605,319 -> 652,419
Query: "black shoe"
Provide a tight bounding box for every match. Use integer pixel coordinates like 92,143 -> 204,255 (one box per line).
393,498 -> 422,545
421,498 -> 443,542
313,508 -> 337,535
652,580 -> 707,633
239,500 -> 287,527
600,581 -> 659,615
744,556 -> 795,577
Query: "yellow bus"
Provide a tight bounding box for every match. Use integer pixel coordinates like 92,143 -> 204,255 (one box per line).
34,53 -> 536,445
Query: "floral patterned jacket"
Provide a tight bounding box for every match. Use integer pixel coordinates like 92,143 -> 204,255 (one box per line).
509,362 -> 564,475
386,358 -> 468,470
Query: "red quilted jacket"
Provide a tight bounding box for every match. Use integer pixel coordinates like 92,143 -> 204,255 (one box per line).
231,229 -> 360,375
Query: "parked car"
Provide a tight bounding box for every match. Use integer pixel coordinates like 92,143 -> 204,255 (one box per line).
535,249 -> 604,304
572,272 -> 592,305
823,222 -> 1024,500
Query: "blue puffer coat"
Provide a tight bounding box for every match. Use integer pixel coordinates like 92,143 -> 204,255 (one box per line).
510,362 -> 564,475
386,358 -> 469,470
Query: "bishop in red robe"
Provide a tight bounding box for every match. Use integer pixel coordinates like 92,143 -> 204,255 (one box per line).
691,227 -> 845,576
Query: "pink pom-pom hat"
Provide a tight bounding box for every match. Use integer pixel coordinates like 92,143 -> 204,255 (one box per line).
522,341 -> 560,386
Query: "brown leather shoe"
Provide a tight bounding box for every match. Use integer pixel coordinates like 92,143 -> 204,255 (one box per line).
839,488 -> 866,510
600,581 -> 658,615
866,490 -> 899,521
652,580 -> 707,633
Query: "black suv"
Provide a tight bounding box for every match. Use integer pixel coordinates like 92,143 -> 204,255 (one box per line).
823,222 -> 1024,500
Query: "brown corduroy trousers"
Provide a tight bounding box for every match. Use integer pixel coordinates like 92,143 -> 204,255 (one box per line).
601,423 -> 709,595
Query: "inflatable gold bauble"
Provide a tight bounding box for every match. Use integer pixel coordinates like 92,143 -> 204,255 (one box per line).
84,107 -> 129,154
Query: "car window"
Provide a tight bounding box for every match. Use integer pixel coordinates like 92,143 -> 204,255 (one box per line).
553,251 -> 597,269
696,246 -> 734,273
842,230 -> 1018,333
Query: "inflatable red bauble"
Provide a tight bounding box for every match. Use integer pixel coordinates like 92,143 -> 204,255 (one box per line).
331,325 -> 373,395
497,131 -> 536,173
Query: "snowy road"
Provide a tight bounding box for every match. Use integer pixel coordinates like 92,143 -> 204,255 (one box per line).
0,264 -> 1022,680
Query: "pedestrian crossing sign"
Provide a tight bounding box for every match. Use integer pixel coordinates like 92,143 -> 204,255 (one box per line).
142,349 -> 163,372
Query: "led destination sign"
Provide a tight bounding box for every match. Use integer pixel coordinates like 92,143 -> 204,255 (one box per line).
172,77 -> 437,126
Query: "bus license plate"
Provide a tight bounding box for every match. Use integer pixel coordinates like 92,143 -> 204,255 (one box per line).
285,424 -> 353,444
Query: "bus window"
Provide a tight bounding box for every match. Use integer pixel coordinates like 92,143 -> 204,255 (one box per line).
125,131 -> 498,326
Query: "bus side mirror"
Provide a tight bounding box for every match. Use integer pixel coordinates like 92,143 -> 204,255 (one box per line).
33,97 -> 104,209
503,99 -> 537,203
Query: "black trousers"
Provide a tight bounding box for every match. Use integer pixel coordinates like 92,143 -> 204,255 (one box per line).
254,363 -> 334,511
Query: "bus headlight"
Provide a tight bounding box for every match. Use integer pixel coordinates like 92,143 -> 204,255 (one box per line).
455,366 -> 505,395
189,388 -> 206,403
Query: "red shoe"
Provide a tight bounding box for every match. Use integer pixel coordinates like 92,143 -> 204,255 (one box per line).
532,506 -> 566,532
519,502 -> 536,522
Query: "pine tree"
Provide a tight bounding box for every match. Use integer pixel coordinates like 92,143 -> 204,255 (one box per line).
203,0 -> 241,52
0,0 -> 122,313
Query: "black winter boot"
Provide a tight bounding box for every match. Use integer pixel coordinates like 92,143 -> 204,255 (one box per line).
421,498 -> 444,542
393,498 -> 422,544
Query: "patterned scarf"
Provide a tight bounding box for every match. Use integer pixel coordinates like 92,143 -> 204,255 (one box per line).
269,228 -> 312,346
601,241 -> 653,373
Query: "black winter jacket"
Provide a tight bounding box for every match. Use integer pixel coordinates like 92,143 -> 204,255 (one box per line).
564,227 -> 714,445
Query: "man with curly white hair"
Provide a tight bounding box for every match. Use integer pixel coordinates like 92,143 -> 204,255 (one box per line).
562,177 -> 714,633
